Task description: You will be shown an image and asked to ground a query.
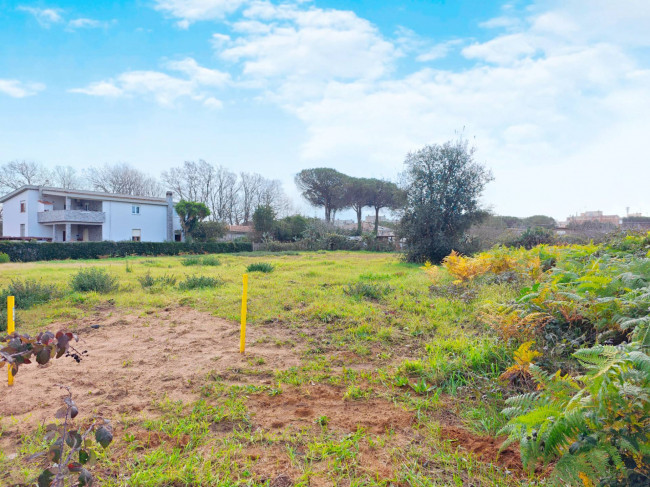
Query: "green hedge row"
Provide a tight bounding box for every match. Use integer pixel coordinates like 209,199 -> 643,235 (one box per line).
0,241 -> 252,262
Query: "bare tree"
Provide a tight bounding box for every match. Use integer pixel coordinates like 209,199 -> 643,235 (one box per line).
51,166 -> 85,189
85,163 -> 162,196
0,160 -> 51,192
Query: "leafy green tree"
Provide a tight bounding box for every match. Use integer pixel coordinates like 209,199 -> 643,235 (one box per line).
175,200 -> 211,238
274,215 -> 309,241
252,205 -> 276,237
295,168 -> 347,222
190,221 -> 227,242
399,138 -> 492,262
367,179 -> 404,235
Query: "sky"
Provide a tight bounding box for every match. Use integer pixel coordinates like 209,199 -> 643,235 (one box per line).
1,0 -> 649,220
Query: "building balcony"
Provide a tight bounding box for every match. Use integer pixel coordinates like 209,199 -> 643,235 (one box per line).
38,210 -> 105,224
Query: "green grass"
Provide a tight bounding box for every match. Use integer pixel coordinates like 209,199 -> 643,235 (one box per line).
0,251 -> 530,486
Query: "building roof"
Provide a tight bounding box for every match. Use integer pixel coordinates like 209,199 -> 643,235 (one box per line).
0,185 -> 171,205
227,225 -> 253,233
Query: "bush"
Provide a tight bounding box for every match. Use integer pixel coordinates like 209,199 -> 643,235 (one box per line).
506,226 -> 555,249
0,241 -> 252,262
500,343 -> 650,485
178,275 -> 224,290
137,272 -> 177,288
0,278 -> 58,317
344,281 -> 392,300
246,262 -> 274,273
0,252 -> 9,263
71,268 -> 119,293
181,255 -> 221,266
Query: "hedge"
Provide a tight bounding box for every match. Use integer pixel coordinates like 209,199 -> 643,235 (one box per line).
0,241 -> 252,262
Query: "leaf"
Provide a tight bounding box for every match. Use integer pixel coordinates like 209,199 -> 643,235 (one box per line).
36,347 -> 51,365
78,468 -> 93,486
66,430 -> 82,449
95,426 -> 113,448
37,469 -> 55,487
47,444 -> 62,463
54,407 -> 68,419
79,449 -> 90,465
67,461 -> 83,472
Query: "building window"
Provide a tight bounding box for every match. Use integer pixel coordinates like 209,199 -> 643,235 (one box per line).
20,201 -> 26,212
132,205 -> 140,215
20,224 -> 25,237
132,229 -> 141,242
84,203 -> 89,211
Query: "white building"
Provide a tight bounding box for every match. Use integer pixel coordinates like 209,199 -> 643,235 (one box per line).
0,186 -> 182,242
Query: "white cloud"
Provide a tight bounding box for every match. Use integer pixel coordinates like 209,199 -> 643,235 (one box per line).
217,1 -> 396,88
17,6 -> 63,26
70,58 -> 229,107
153,0 -> 247,28
67,18 -> 114,29
70,81 -> 123,97
167,57 -> 230,86
416,40 -> 463,62
0,79 -> 45,97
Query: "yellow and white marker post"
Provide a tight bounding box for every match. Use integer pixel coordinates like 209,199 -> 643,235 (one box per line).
240,274 -> 248,354
7,295 -> 15,386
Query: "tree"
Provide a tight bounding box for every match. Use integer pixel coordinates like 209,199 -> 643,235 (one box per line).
367,179 -> 403,235
52,165 -> 84,189
0,160 -> 51,192
85,163 -> 162,196
252,205 -> 276,239
344,177 -> 374,235
399,138 -> 493,262
175,200 -> 211,238
190,221 -> 227,242
295,168 -> 347,222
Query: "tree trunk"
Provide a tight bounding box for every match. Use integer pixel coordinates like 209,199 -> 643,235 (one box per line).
356,206 -> 362,235
374,207 -> 380,235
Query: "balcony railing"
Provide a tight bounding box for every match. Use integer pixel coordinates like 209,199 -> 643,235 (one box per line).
37,210 -> 105,224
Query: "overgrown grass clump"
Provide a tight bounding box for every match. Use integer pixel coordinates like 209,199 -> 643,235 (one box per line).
0,252 -> 9,263
0,279 -> 60,331
138,272 -> 177,288
181,255 -> 222,267
70,268 -> 118,293
178,275 -> 224,290
344,281 -> 392,300
246,262 -> 274,273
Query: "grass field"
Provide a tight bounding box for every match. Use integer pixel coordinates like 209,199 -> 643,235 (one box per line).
1,251 -> 535,486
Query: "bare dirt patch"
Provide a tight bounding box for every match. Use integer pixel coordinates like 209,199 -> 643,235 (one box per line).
1,306 -> 301,452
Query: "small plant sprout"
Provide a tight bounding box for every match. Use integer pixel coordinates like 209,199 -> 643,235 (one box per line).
411,378 -> 434,395
315,415 -> 329,427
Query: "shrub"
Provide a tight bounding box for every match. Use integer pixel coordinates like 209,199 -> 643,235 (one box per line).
0,279 -> 59,331
178,275 -> 224,290
507,226 -> 555,249
71,268 -> 119,293
181,256 -> 201,266
0,241 -> 252,262
137,272 -> 177,288
500,343 -> 650,485
246,262 -> 274,273
0,252 -> 9,263
0,279 -> 58,309
344,281 -> 392,300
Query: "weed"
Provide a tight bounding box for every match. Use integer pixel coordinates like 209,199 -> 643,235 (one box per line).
246,262 -> 274,273
344,281 -> 391,300
138,272 -> 178,288
70,268 -> 118,293
178,275 -> 224,290
0,252 -> 9,263
181,255 -> 222,266
0,279 -> 58,310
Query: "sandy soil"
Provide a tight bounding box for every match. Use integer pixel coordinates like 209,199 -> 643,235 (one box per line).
1,304 -> 302,450
1,305 -> 523,483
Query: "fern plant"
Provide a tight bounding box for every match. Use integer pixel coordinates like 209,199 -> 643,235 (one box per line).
500,342 -> 650,486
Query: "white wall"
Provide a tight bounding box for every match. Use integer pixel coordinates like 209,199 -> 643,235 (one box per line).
103,201 -> 170,242
1,189 -> 52,238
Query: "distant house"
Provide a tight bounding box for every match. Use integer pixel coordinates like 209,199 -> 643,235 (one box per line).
224,224 -> 253,241
0,185 -> 182,242
567,211 -> 620,227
